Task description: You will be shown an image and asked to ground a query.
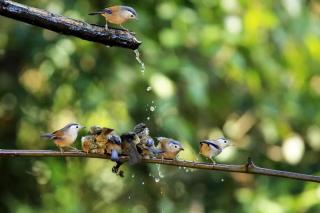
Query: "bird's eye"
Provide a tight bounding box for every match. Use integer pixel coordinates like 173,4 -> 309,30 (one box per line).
76,126 -> 79,129
174,145 -> 178,149
130,14 -> 134,17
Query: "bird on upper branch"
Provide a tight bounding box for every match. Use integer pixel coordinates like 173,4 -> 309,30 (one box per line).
89,5 -> 138,31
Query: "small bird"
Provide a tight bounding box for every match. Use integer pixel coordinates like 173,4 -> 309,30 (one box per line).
81,135 -> 100,154
120,132 -> 142,165
89,5 -> 138,31
134,123 -> 161,158
41,123 -> 84,152
156,137 -> 184,160
199,138 -> 231,164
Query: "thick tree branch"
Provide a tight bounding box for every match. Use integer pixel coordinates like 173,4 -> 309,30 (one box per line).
0,149 -> 319,183
0,0 -> 141,49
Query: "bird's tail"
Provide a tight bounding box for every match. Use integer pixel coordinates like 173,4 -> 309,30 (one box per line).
88,11 -> 104,15
110,149 -> 120,162
41,133 -> 54,139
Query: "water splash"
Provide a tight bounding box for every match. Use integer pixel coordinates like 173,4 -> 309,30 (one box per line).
142,181 -> 145,185
134,49 -> 145,74
221,178 -> 224,182
155,177 -> 160,183
147,116 -> 150,120
131,174 -> 135,178
157,164 -> 164,178
146,86 -> 152,91
150,106 -> 155,112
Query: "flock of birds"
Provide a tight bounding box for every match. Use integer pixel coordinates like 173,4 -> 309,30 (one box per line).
41,5 -> 232,176
41,123 -> 231,176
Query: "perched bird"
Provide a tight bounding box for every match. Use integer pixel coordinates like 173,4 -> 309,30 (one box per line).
106,133 -> 122,162
41,123 -> 84,152
89,5 -> 137,31
81,135 -> 99,154
156,137 -> 184,160
120,132 -> 142,165
134,123 -> 161,158
199,138 -> 231,164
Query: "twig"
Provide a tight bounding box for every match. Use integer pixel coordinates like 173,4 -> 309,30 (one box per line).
0,149 -> 319,183
0,0 -> 141,49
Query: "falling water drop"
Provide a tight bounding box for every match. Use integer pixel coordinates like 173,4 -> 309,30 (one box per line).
142,181 -> 145,185
146,86 -> 152,91
150,106 -> 155,112
221,178 -> 224,182
128,195 -> 131,200
134,49 -> 145,74
157,164 -> 164,178
131,174 -> 135,178
155,177 -> 160,183
147,117 -> 150,120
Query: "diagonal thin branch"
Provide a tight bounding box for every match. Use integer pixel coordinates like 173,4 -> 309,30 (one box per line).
0,149 -> 319,183
0,0 -> 141,49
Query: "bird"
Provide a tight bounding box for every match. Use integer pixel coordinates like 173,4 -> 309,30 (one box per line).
156,137 -> 184,160
81,135 -> 97,154
133,123 -> 162,159
199,138 -> 231,164
120,132 -> 142,165
41,123 -> 84,152
88,5 -> 138,31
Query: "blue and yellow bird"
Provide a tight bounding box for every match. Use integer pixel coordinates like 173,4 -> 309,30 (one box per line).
89,5 -> 138,31
156,137 -> 184,160
199,138 -> 231,164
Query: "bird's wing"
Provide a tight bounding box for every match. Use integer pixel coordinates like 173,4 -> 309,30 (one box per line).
51,130 -> 65,140
200,140 -> 221,151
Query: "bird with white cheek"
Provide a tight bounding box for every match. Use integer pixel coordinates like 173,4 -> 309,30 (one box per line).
199,138 -> 231,164
41,123 -> 85,153
89,5 -> 138,31
156,137 -> 184,160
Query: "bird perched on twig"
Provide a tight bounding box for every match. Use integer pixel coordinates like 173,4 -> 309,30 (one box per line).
199,138 -> 231,164
156,137 -> 184,160
134,123 -> 164,159
89,5 -> 138,31
41,123 -> 85,152
81,135 -> 98,154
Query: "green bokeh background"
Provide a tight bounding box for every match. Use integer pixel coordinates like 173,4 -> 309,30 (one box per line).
1,0 -> 320,212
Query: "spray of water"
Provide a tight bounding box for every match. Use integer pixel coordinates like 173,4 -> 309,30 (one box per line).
134,49 -> 145,74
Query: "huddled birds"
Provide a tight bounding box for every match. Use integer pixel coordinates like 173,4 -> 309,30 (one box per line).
42,122 -> 231,174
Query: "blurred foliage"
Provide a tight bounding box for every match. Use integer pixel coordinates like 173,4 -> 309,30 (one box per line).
1,0 -> 320,212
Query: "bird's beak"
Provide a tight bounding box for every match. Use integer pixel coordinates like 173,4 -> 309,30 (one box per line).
180,148 -> 184,151
81,126 -> 86,129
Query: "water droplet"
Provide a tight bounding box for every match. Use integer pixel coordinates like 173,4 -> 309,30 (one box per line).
150,106 -> 155,112
131,174 -> 135,178
142,181 -> 145,185
146,86 -> 152,91
134,49 -> 145,74
128,195 -> 131,200
221,178 -> 224,182
155,178 -> 160,183
147,117 -> 150,120
157,164 -> 164,178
